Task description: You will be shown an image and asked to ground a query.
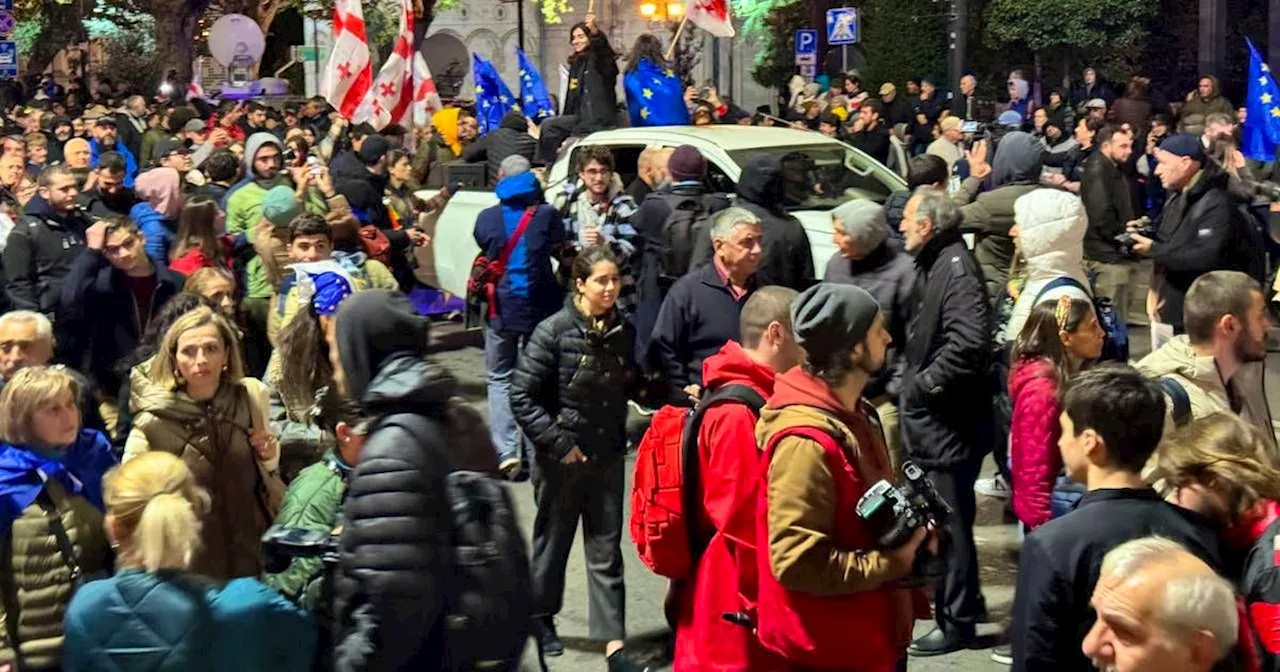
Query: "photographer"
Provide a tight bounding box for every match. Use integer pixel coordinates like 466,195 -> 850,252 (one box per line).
754,283 -> 929,672
1010,364 -> 1223,670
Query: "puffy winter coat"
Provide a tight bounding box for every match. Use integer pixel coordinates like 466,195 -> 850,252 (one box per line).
510,300 -> 636,460
959,132 -> 1044,307
1004,189 -> 1092,342
900,230 -> 993,468
264,452 -> 351,609
124,375 -> 279,580
0,432 -> 115,670
824,241 -> 917,399
1009,358 -> 1065,529
63,570 -> 317,672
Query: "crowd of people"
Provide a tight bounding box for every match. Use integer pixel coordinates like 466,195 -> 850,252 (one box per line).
1,18 -> 1280,672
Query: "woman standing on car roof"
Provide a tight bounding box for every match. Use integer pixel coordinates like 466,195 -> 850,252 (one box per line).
535,11 -> 619,164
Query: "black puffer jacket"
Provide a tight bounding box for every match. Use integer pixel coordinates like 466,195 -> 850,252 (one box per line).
460,111 -> 536,187
333,291 -> 495,672
900,230 -> 993,469
510,300 -> 635,460
734,156 -> 814,291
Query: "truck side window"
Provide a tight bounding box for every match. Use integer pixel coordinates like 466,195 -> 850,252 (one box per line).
705,161 -> 735,196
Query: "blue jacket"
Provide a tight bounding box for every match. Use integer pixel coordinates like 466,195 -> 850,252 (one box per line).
64,569 -> 317,672
89,139 -> 138,188
473,171 -> 566,335
0,429 -> 116,534
130,201 -> 176,262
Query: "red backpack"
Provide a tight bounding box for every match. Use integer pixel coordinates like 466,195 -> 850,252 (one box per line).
630,385 -> 766,579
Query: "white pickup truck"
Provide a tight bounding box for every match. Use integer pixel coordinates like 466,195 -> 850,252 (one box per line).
416,125 -> 906,298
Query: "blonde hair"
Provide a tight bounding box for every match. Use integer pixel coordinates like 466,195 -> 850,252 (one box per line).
0,366 -> 80,445
150,307 -> 245,391
1156,413 -> 1280,517
104,452 -> 210,571
183,267 -> 235,298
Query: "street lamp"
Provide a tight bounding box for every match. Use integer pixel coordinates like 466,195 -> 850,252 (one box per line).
639,1 -> 684,24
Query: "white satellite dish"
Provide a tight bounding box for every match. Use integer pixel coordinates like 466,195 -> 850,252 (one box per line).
207,14 -> 265,67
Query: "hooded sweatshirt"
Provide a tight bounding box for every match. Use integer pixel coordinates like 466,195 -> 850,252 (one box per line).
1179,75 -> 1234,124
1005,188 -> 1091,341
133,167 -> 183,261
960,131 -> 1044,303
734,156 -> 814,291
473,171 -> 565,335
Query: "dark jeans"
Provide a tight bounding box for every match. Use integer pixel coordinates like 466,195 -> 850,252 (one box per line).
530,450 -> 626,642
927,459 -> 986,635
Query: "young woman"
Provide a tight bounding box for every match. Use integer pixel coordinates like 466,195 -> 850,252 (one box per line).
115,293 -> 214,441
0,366 -> 117,670
536,11 -> 618,163
509,246 -> 644,671
168,195 -> 233,276
63,452 -> 317,671
1009,297 -> 1105,529
124,307 -> 282,579
183,267 -> 238,321
1158,414 -> 1280,672
384,149 -> 423,230
132,167 -> 184,262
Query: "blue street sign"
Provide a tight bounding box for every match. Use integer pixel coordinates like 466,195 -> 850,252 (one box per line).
795,29 -> 818,56
0,11 -> 16,38
826,7 -> 859,45
0,41 -> 17,79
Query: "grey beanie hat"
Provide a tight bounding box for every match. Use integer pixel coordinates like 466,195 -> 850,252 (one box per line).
831,199 -> 888,253
791,282 -> 882,355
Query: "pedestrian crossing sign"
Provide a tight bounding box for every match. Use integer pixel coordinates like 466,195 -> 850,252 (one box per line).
826,8 -> 859,45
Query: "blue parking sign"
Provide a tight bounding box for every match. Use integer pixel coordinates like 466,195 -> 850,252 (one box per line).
795,29 -> 818,55
826,8 -> 859,45
0,41 -> 17,79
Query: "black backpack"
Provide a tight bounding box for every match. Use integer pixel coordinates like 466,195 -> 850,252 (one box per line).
657,193 -> 713,288
377,412 -> 541,672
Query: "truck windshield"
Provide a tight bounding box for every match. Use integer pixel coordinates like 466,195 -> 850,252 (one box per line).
728,144 -> 901,211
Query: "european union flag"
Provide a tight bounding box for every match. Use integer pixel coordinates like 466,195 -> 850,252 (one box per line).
517,49 -> 556,121
472,54 -> 515,135
1244,38 -> 1280,162
624,57 -> 689,127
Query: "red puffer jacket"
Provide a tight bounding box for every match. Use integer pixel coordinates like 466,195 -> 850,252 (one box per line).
1009,357 -> 1063,529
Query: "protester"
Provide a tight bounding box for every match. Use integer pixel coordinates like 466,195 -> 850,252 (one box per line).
670,286 -> 800,670
958,132 -> 1041,306
168,195 -> 231,275
461,109 -> 537,187
1072,68 -> 1113,111
1137,270 -> 1275,443
651,206 -> 762,403
848,99 -> 892,165
124,307 -> 281,580
88,116 -> 138,188
62,451 -> 317,672
898,186 -> 991,655
1003,188 -> 1091,341
78,151 -> 138,217
755,282 -> 926,670
1010,364 -> 1223,670
1082,537 -> 1238,672
1080,125 -> 1138,324
625,146 -> 671,203
0,365 -> 117,670
183,266 -> 238,320
927,117 -> 965,172
555,145 -> 640,308
1180,75 -> 1234,125
537,11 -> 619,163
1044,117 -> 1102,187
132,167 -> 184,261
474,155 -> 565,476
731,155 -> 813,291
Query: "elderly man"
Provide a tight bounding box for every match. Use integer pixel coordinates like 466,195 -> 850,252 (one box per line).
1083,537 -> 1237,672
898,186 -> 991,656
0,310 -> 106,432
650,206 -> 762,403
927,117 -> 965,172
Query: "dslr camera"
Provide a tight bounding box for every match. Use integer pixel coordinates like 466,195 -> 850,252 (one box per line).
1115,216 -> 1155,258
855,460 -> 952,586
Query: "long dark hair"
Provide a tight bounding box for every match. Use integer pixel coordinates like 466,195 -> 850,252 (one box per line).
170,195 -> 226,267
276,300 -> 333,417
625,34 -> 665,74
1011,298 -> 1095,382
568,22 -> 595,63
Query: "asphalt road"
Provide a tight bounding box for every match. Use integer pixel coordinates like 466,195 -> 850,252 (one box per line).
425,321 -> 1280,671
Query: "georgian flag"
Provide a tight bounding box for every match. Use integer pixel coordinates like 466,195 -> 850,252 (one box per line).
413,52 -> 443,127
186,81 -> 205,102
322,0 -> 373,119
355,0 -> 414,129
687,0 -> 736,38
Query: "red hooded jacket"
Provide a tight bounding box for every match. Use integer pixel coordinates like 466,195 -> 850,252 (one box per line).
1009,357 -> 1063,530
672,341 -> 783,671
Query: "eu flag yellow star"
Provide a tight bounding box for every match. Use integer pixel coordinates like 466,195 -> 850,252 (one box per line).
519,69 -> 527,77
513,103 -> 522,111
1264,93 -> 1273,104
665,69 -> 675,78
1262,76 -> 1270,86
1265,63 -> 1272,73
1271,106 -> 1280,118
475,85 -> 484,94
499,95 -> 508,103
640,107 -> 650,119
642,88 -> 654,100
569,78 -> 579,91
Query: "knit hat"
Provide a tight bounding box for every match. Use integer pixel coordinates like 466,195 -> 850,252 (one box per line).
791,282 -> 882,356
1157,133 -> 1205,163
830,199 -> 888,255
668,145 -> 706,182
262,185 -> 301,228
357,134 -> 390,165
182,118 -> 207,134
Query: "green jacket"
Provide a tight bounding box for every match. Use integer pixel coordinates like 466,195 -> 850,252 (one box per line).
225,177 -> 329,300
262,453 -> 350,610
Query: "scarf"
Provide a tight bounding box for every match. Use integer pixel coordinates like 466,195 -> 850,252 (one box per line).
0,429 -> 118,534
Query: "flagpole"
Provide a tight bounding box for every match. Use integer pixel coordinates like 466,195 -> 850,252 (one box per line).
665,15 -> 689,62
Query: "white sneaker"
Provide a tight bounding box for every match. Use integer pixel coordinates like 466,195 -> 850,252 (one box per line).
974,475 -> 1011,500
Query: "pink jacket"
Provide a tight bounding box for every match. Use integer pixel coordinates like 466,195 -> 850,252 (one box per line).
1009,357 -> 1063,529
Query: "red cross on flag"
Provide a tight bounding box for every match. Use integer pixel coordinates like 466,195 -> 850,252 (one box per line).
322,0 -> 373,119
687,0 -> 736,38
413,51 -> 443,126
354,0 -> 413,129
